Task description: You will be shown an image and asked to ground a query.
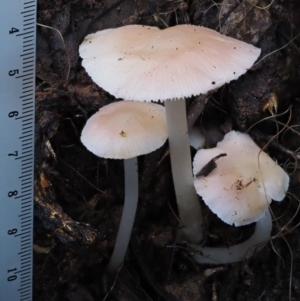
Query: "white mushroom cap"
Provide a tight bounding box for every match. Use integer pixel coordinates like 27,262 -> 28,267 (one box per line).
189,126 -> 206,150
193,131 -> 289,226
79,25 -> 261,102
81,101 -> 168,159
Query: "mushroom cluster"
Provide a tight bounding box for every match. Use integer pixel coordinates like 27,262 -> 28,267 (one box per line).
79,24 -> 261,244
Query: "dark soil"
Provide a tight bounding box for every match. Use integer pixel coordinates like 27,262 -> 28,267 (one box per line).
34,1 -> 300,300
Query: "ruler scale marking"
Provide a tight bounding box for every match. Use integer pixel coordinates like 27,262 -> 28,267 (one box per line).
0,0 -> 35,300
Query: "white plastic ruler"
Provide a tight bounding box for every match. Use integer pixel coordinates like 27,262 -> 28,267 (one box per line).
0,0 -> 36,300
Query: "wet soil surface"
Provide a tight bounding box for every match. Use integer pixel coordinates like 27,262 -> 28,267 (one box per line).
34,1 -> 300,300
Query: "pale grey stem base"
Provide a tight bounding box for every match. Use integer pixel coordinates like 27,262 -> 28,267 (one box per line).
106,157 -> 138,273
165,99 -> 203,243
191,209 -> 272,264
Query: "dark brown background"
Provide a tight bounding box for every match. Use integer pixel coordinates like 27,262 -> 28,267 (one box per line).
34,1 -> 300,300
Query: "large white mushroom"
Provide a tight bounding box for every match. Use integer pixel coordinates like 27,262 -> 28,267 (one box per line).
81,101 -> 168,272
79,24 -> 261,243
192,131 -> 289,264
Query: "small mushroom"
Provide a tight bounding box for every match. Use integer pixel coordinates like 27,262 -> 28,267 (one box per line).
191,131 -> 289,264
81,101 -> 168,272
79,24 -> 261,243
189,126 -> 206,150
193,131 -> 289,226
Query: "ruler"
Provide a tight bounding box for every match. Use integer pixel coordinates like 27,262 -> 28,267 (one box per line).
0,0 -> 36,300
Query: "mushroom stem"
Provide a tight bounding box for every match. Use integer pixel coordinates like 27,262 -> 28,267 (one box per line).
165,98 -> 203,243
107,157 -> 138,273
191,209 -> 272,264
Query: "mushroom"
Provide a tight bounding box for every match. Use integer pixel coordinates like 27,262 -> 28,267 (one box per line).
81,101 -> 168,272
191,131 -> 289,264
79,24 -> 261,243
